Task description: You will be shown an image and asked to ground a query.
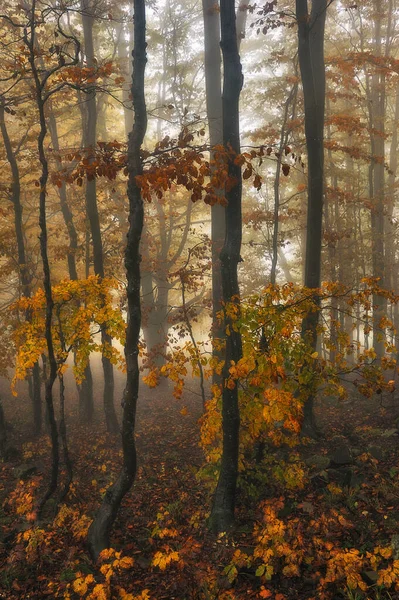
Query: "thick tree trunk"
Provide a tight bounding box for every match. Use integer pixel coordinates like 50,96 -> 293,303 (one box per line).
296,0 -> 327,437
209,0 -> 243,533
0,103 -> 42,435
81,0 -> 119,433
88,0 -> 147,559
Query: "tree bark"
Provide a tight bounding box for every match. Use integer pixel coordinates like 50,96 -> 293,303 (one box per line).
47,109 -> 94,423
24,4 -> 59,512
209,0 -> 243,533
81,0 -> 119,433
370,0 -> 387,359
0,103 -> 42,435
202,0 -> 225,382
296,0 -> 327,437
88,0 -> 147,559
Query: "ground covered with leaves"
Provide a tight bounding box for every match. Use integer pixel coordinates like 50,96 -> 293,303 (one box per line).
1,383 -> 399,600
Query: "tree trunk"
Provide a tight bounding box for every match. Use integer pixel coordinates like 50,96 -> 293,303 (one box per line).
370,0 -> 386,359
296,0 -> 327,437
88,0 -> 147,559
25,12 -> 59,513
202,0 -> 225,382
81,0 -> 119,433
47,109 -> 94,423
209,0 -> 243,533
0,103 -> 42,435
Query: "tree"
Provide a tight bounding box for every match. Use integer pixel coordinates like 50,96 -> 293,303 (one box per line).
202,0 -> 224,376
296,0 -> 327,436
88,0 -> 147,558
81,0 -> 119,433
209,0 -> 243,533
0,100 -> 42,434
47,106 -> 95,423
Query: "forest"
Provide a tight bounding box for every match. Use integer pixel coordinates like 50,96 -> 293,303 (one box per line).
1,0 -> 399,598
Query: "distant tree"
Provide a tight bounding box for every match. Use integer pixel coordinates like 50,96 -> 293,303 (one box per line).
80,0 -> 119,433
0,100 -> 42,434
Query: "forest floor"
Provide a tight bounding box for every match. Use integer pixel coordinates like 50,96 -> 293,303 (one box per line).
1,380 -> 399,600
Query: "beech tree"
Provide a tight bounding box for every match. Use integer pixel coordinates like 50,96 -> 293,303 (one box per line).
209,0 -> 243,533
88,0 -> 147,558
80,0 -> 119,433
0,101 -> 42,434
296,0 -> 327,437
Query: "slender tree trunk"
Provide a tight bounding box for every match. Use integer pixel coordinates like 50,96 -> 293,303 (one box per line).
24,7 -> 59,513
209,0 -> 243,533
81,0 -> 119,433
47,110 -> 94,423
325,96 -> 338,362
370,0 -> 386,359
0,103 -> 42,434
296,0 -> 327,437
116,20 -> 134,137
202,0 -> 225,381
270,83 -> 297,284
88,0 -> 147,558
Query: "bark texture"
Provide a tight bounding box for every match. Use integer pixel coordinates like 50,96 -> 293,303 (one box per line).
25,5 -> 59,512
209,0 -> 243,533
0,103 -> 42,434
81,0 -> 119,433
88,0 -> 147,559
47,109 -> 94,423
202,0 -> 225,378
296,0 -> 327,437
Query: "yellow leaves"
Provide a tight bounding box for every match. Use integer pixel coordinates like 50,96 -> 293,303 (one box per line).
143,369 -> 159,388
322,548 -> 367,591
118,556 -> 134,569
72,574 -> 95,596
229,356 -> 256,379
11,276 -> 126,391
152,548 -> 180,570
375,546 -> 393,559
327,483 -> 343,495
100,562 -> 113,582
377,559 -> 399,587
87,583 -> 108,600
53,505 -> 92,540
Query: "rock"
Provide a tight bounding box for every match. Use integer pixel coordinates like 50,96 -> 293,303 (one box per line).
305,455 -> 331,470
331,445 -> 353,466
361,570 -> 378,585
328,468 -> 353,487
381,428 -> 399,438
391,534 -> 399,559
368,445 -> 384,461
351,447 -> 362,457
13,464 -> 37,480
349,473 -> 365,488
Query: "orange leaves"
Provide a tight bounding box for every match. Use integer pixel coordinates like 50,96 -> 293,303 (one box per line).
322,548 -> 367,591
152,548 -> 180,571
